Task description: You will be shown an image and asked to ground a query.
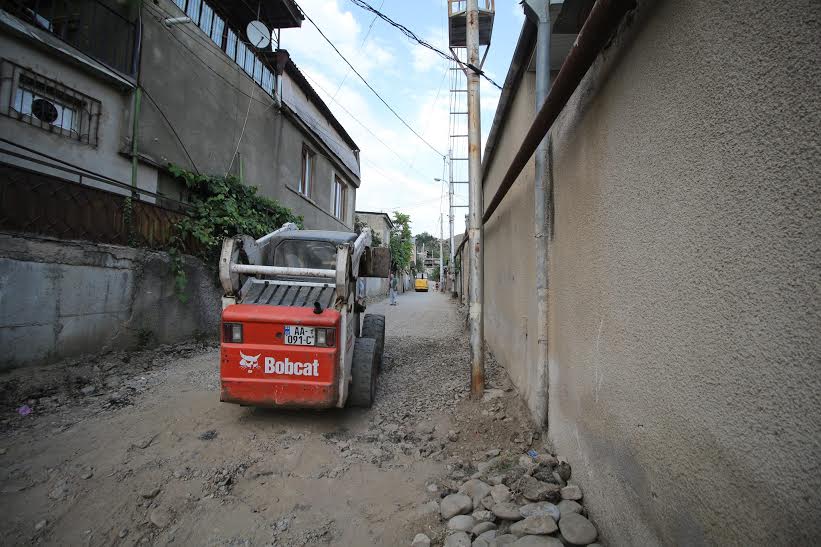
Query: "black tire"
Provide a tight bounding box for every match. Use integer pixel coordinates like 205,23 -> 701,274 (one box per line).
361,314 -> 385,371
348,337 -> 377,407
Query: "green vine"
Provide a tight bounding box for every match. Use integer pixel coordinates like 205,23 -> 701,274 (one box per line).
123,195 -> 135,247
167,165 -> 302,300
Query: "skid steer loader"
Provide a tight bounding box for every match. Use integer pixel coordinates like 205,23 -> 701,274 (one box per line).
218,223 -> 390,409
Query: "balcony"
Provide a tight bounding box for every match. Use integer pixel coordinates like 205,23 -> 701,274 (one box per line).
0,0 -> 138,76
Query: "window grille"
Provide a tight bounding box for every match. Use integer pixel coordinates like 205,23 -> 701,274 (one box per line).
1,60 -> 101,146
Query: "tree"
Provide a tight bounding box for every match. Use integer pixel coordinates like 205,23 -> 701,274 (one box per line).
389,212 -> 413,273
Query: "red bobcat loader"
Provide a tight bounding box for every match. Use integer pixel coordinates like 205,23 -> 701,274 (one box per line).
218,223 -> 389,408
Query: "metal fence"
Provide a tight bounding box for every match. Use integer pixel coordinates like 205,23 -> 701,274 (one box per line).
0,161 -> 195,250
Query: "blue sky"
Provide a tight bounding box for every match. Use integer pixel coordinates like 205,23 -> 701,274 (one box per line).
282,0 -> 526,236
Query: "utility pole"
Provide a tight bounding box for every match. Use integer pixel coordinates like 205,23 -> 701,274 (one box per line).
448,153 -> 455,295
439,213 -> 445,291
466,0 -> 484,397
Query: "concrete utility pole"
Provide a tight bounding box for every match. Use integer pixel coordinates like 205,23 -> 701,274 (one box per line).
439,213 -> 445,291
466,0 -> 484,397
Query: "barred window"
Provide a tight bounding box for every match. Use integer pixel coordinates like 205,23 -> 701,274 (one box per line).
1,61 -> 100,146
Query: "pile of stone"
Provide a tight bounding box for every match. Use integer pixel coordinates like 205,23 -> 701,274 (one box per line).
413,452 -> 602,547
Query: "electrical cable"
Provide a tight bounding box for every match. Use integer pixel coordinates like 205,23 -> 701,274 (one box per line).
331,0 -> 385,101
227,82 -> 255,175
347,0 -> 503,90
293,0 -> 446,159
140,87 -> 200,174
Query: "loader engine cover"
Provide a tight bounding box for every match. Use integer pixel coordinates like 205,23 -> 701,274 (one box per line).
220,304 -> 341,408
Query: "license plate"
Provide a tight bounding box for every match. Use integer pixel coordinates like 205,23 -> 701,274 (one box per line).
284,325 -> 315,346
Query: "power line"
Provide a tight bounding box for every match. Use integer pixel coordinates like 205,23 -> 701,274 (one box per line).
347,0 -> 503,90
140,87 -> 200,174
293,0 -> 445,158
331,0 -> 385,101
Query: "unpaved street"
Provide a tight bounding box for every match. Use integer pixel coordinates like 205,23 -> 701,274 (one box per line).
0,291 -> 541,546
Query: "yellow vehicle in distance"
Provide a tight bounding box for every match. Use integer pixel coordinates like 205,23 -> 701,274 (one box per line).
414,273 -> 429,292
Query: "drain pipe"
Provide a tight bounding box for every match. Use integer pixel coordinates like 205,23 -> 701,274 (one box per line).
524,0 -> 551,427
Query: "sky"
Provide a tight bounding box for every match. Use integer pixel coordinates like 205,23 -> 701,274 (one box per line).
281,0 -> 526,237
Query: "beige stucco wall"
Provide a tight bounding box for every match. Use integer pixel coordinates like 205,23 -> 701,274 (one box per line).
483,71 -> 542,412
482,0 -> 820,544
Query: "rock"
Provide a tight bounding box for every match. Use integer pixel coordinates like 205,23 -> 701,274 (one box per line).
510,515 -> 558,536
441,493 -> 473,519
518,455 -> 535,469
412,533 -> 431,547
478,530 -> 498,541
472,521 -> 497,536
448,430 -> 460,442
557,500 -> 582,517
459,479 -> 492,508
519,502 -> 561,522
551,472 -> 566,487
48,480 -> 68,500
444,531 -> 471,547
560,485 -> 582,501
481,496 -> 496,510
34,520 -> 47,531
557,513 -> 597,545
532,466 -> 559,484
534,454 -> 557,467
490,534 -> 519,546
198,430 -> 218,441
487,475 -> 504,486
472,510 -> 494,523
141,487 -> 161,499
491,502 -> 523,521
519,476 -> 560,502
448,515 -> 476,532
80,471 -> 93,480
481,389 -> 504,403
490,484 -> 512,504
555,462 -> 572,482
149,507 -> 172,529
415,500 -> 440,518
0,448 -> 7,455
511,536 -> 563,547
486,449 -> 501,458
119,529 -> 129,538
80,385 -> 96,396
426,483 -> 439,493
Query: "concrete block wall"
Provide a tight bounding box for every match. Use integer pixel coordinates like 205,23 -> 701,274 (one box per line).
0,232 -> 220,369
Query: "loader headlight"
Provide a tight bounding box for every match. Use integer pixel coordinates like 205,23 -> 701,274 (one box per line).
316,328 -> 336,347
223,322 -> 243,343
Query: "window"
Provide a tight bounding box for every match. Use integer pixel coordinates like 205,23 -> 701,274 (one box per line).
300,145 -> 314,197
2,61 -> 101,146
253,61 -> 263,85
173,0 -> 185,9
226,29 -> 237,60
198,3 -> 214,36
210,14 -> 225,47
185,0 -> 202,25
333,176 -> 347,220
235,41 -> 248,70
274,240 -> 337,270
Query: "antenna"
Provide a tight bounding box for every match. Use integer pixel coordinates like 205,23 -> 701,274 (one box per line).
246,20 -> 271,49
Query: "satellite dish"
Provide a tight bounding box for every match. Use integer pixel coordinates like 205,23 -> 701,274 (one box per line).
246,20 -> 271,49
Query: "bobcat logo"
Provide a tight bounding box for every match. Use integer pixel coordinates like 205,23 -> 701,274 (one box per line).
239,352 -> 261,373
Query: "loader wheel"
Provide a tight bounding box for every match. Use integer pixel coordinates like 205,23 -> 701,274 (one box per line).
361,314 -> 385,371
349,338 -> 377,407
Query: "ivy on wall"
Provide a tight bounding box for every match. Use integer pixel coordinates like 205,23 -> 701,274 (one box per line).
167,166 -> 302,299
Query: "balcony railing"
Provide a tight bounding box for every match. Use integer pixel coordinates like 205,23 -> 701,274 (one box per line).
0,0 -> 138,76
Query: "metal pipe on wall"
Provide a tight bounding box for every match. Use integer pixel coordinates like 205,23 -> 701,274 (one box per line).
525,0 -> 551,428
482,0 -> 635,225
466,0 -> 485,397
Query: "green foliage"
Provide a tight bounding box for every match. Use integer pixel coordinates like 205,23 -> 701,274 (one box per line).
430,265 -> 440,282
389,212 -> 413,273
167,165 -> 302,299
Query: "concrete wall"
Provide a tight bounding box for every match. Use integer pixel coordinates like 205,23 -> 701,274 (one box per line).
355,212 -> 393,299
481,0 -> 821,544
482,69 -> 541,414
0,232 -> 220,370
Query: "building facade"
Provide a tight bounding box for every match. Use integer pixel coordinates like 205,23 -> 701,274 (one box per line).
0,0 -> 359,230
472,0 -> 820,545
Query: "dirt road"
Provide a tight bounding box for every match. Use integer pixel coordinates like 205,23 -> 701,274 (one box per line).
0,290 -> 538,546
